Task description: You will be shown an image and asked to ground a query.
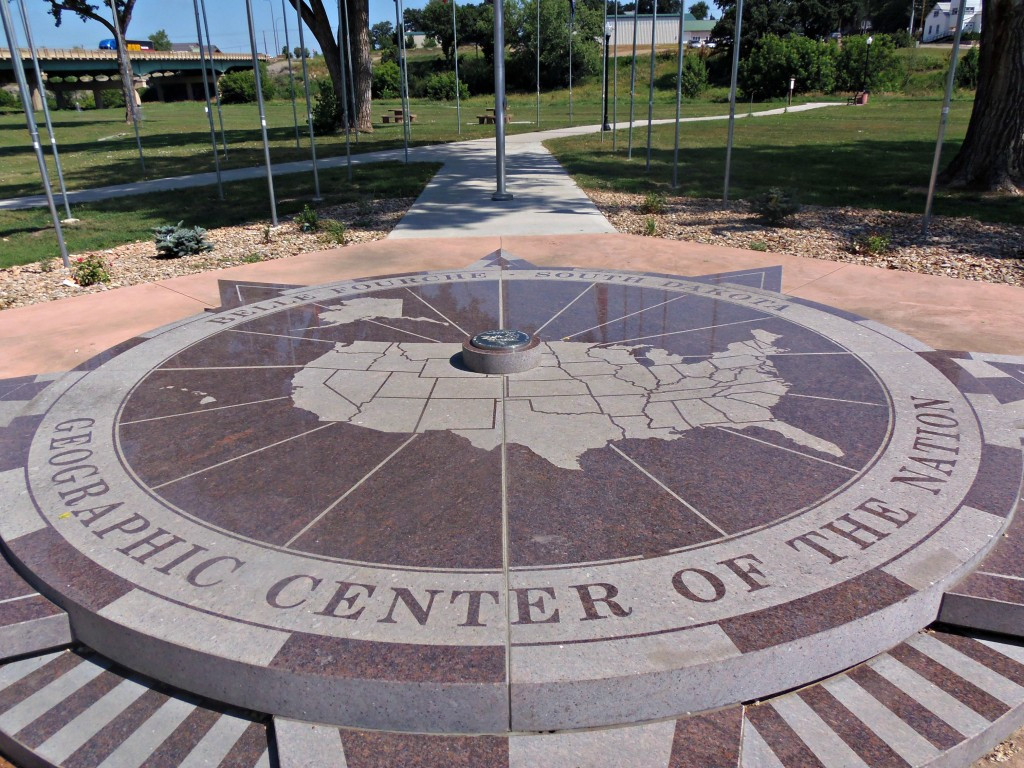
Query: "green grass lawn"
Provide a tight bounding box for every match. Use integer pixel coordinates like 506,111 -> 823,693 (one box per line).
0,162 -> 439,269
545,94 -> 1022,225
0,51 -> 742,201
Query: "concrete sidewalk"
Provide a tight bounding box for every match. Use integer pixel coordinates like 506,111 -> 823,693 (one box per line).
0,103 -> 842,212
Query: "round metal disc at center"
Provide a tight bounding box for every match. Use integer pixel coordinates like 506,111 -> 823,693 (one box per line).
470,329 -> 532,351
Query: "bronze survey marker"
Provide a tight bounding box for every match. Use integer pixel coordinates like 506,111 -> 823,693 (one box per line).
4,256 -> 1017,734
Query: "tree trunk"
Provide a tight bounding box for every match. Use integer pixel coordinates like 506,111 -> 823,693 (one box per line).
348,0 -> 373,132
939,0 -> 1024,194
289,0 -> 373,133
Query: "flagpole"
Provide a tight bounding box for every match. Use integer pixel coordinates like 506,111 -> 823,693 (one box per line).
645,0 -> 657,171
627,8 -> 638,158
601,0 -> 608,141
341,0 -> 359,143
612,0 -> 618,150
338,0 -> 353,178
568,0 -> 573,126
199,0 -> 227,156
723,0 -> 743,203
191,0 -> 223,199
295,0 -> 321,200
453,0 -> 462,135
535,0 -> 541,128
672,0 -> 686,189
244,0 -> 278,224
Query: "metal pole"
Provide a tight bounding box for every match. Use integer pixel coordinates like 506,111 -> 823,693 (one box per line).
341,0 -> 359,144
295,0 -> 321,199
602,29 -> 611,132
263,30 -> 269,57
923,0 -> 968,237
338,0 -> 352,179
535,0 -> 540,127
16,0 -> 72,220
568,6 -> 573,125
627,9 -> 638,158
722,0 -> 743,203
601,0 -> 608,139
282,0 -> 301,147
268,0 -> 279,56
492,0 -> 513,200
908,0 -> 915,36
612,0 -> 618,150
245,0 -> 279,225
199,0 -> 228,156
394,0 -> 410,163
672,0 -> 686,189
108,0 -> 145,174
645,1 -> 657,171
0,1 -> 69,267
191,0 -> 223,199
453,0 -> 462,134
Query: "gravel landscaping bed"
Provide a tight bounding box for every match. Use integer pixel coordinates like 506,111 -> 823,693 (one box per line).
588,190 -> 1024,288
0,198 -> 413,310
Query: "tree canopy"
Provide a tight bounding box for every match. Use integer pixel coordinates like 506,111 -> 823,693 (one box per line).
148,28 -> 172,51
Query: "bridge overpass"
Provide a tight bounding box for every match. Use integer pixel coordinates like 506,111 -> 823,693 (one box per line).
0,48 -> 262,109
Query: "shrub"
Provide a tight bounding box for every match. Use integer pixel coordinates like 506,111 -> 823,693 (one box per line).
312,78 -> 339,133
296,204 -> 319,232
423,36 -> 438,49
153,221 -> 214,258
0,89 -> 19,109
741,35 -> 837,98
39,257 -> 57,273
749,240 -> 769,252
73,254 -> 110,286
850,231 -> 892,255
241,252 -> 266,263
641,192 -> 666,214
219,62 -> 274,104
373,61 -> 402,98
644,217 -> 658,236
835,35 -> 903,93
956,45 -> 980,90
749,188 -> 801,226
680,54 -> 709,98
425,71 -> 469,101
458,56 -> 494,96
322,219 -> 347,245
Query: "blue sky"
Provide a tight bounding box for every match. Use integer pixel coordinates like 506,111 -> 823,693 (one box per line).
8,0 -> 420,55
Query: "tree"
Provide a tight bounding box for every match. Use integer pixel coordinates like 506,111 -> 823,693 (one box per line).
402,7 -> 426,31
286,0 -> 372,132
148,28 -> 172,50
371,20 -> 394,49
691,1 -> 710,19
712,0 -> 860,54
293,46 -> 311,58
44,0 -> 138,122
940,0 -> 1024,193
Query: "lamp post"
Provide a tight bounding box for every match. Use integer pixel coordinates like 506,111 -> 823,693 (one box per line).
863,35 -> 873,93
602,22 -> 612,132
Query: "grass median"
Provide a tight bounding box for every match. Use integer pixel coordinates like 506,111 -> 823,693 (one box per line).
0,161 -> 440,269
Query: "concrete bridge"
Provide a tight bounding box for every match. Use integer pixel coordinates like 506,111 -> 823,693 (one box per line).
0,48 -> 262,109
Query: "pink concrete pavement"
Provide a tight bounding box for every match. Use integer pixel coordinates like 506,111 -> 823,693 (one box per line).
2,234 -> 1022,378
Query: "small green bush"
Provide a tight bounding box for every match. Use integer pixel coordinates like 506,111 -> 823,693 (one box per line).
312,78 -> 339,133
641,192 -> 666,215
219,62 -> 274,104
956,45 -> 980,90
322,219 -> 347,245
73,254 -> 110,286
0,89 -> 19,109
373,61 -> 402,98
680,54 -> 710,98
425,71 -> 469,101
296,204 -> 320,232
850,231 -> 892,255
39,257 -> 57,273
153,221 -> 214,258
241,252 -> 266,263
644,217 -> 658,237
749,240 -> 769,252
749,188 -> 801,226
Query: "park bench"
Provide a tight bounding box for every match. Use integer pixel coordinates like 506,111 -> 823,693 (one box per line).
847,91 -> 869,106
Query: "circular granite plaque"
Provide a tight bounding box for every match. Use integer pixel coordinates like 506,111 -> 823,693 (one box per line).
471,329 -> 533,350
3,263 -> 1013,734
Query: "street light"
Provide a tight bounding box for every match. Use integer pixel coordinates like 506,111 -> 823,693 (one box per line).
863,35 -> 873,93
602,21 -> 613,131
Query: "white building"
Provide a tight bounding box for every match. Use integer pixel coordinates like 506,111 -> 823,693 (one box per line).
922,0 -> 982,42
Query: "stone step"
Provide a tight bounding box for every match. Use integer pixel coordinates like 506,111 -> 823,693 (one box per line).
0,553 -> 70,663
937,352 -> 1024,638
273,628 -> 1024,767
0,648 -> 272,768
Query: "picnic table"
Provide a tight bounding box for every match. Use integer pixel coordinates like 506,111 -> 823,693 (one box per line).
477,107 -> 512,125
381,109 -> 417,125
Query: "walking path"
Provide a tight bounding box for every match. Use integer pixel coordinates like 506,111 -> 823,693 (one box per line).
0,103 -> 841,214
